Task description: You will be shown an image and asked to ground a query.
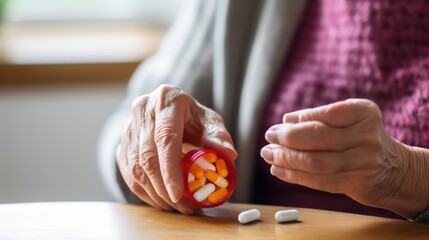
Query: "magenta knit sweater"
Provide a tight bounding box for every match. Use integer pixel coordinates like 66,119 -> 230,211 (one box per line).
253,0 -> 429,219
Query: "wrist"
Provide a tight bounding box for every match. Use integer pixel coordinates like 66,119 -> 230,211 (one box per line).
378,138 -> 429,218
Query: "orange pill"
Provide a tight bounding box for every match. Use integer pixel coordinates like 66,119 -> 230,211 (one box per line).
204,153 -> 217,163
208,188 -> 229,204
215,158 -> 228,177
190,163 -> 204,179
205,170 -> 228,188
188,179 -> 205,193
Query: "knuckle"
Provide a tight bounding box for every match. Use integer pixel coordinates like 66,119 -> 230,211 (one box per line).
303,154 -> 326,173
131,163 -> 150,186
139,148 -> 159,172
205,126 -> 230,140
131,95 -> 149,110
157,84 -> 178,93
154,124 -> 180,148
303,153 -> 337,174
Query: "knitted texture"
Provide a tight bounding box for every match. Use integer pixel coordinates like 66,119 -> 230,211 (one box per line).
254,0 -> 429,219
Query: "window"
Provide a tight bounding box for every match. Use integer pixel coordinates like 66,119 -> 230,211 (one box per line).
3,0 -> 184,27
0,0 -> 188,84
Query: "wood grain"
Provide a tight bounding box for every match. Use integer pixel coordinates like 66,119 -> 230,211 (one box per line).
0,202 -> 428,239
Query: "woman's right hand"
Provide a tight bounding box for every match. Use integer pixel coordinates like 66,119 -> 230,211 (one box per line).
116,84 -> 237,214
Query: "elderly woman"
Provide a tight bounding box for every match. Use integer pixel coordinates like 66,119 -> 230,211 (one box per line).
98,0 -> 429,222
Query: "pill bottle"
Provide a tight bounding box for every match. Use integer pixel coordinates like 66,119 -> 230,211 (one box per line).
181,146 -> 236,208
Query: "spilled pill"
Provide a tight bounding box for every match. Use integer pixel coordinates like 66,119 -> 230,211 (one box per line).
238,209 -> 261,224
275,209 -> 299,223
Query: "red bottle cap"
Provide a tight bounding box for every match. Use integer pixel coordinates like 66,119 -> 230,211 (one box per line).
181,148 -> 236,208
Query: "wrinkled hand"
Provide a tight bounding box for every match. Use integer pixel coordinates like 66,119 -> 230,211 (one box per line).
116,85 -> 237,214
261,99 -> 429,218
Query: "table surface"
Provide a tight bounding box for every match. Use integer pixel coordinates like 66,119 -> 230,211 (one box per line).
0,202 -> 428,239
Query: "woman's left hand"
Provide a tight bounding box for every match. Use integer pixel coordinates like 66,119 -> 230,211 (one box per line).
261,98 -> 429,218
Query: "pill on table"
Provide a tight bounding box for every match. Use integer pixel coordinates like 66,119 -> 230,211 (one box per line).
207,188 -> 229,204
215,158 -> 228,177
205,170 -> 228,188
195,157 -> 216,171
193,183 -> 216,202
238,209 -> 261,224
190,163 -> 204,179
182,142 -> 199,154
188,173 -> 195,182
204,153 -> 218,163
188,179 -> 205,193
275,209 -> 299,223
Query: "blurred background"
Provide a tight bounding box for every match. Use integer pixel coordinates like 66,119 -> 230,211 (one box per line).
0,0 -> 186,203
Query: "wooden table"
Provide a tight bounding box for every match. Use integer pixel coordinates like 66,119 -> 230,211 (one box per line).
0,202 -> 428,239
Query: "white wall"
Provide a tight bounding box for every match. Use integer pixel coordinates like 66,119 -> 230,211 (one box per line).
0,83 -> 126,203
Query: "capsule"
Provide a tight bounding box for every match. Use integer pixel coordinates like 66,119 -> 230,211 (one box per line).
208,188 -> 228,204
275,209 -> 299,223
182,142 -> 199,154
215,158 -> 228,177
188,179 -> 205,193
193,183 -> 216,202
188,173 -> 195,182
238,209 -> 261,224
205,170 -> 228,188
204,153 -> 217,163
195,157 -> 216,171
190,163 -> 204,179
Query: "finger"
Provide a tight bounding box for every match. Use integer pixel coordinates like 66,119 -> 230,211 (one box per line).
265,122 -> 356,151
282,99 -> 380,127
153,103 -> 186,203
116,141 -> 155,207
200,109 -> 238,161
116,126 -> 171,210
270,165 -> 362,193
130,162 -> 174,211
260,144 -> 353,174
132,97 -> 182,211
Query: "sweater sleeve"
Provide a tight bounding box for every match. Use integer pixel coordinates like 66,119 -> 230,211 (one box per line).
97,0 -> 217,203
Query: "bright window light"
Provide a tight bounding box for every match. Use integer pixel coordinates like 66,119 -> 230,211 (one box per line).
3,0 -> 185,27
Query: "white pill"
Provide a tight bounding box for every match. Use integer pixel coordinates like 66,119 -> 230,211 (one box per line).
238,209 -> 261,224
182,142 -> 198,154
193,183 -> 215,202
275,209 -> 299,222
188,173 -> 195,182
195,157 -> 216,171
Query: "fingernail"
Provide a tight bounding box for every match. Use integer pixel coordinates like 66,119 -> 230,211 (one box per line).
222,140 -> 237,153
260,147 -> 273,160
271,166 -> 284,178
166,183 -> 181,203
283,113 -> 298,123
265,131 -> 277,142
